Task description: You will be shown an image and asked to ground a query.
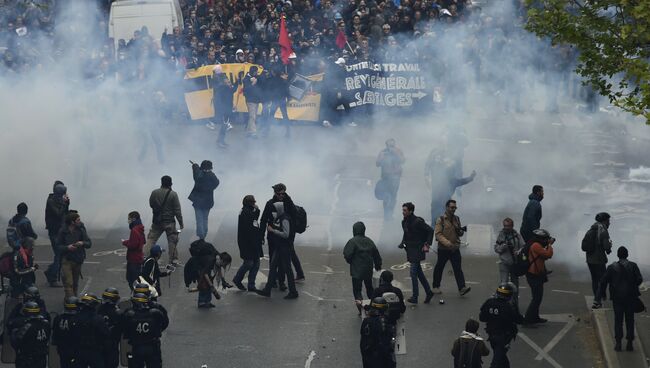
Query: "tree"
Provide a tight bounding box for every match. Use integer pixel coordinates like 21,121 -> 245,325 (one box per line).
525,0 -> 650,122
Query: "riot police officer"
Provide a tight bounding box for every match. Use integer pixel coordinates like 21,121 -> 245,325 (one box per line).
7,286 -> 48,322
9,301 -> 51,368
479,284 -> 523,368
121,293 -> 169,368
75,293 -> 110,368
53,297 -> 81,368
360,297 -> 396,368
98,287 -> 122,368
134,282 -> 169,321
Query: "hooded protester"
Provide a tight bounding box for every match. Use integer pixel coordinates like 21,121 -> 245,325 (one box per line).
188,160 -> 220,240
233,195 -> 263,292
44,180 -> 69,287
56,212 -> 92,298
520,185 -> 544,243
586,212 -> 613,309
343,222 -> 383,315
122,211 -> 146,290
399,202 -> 434,304
7,202 -> 37,250
451,319 -> 490,368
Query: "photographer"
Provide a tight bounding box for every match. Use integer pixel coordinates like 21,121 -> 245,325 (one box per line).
433,200 -> 471,296
494,218 -> 525,314
523,229 -> 554,325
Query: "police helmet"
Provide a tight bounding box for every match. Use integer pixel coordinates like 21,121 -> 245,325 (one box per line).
133,282 -> 151,297
102,287 -> 120,304
532,229 -> 551,239
131,293 -> 150,309
79,293 -> 100,308
22,301 -> 41,317
370,297 -> 388,311
24,286 -> 40,300
64,296 -> 79,314
496,283 -> 514,299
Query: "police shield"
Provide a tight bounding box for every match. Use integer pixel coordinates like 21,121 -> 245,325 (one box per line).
118,300 -> 132,367
1,297 -> 20,363
48,312 -> 60,368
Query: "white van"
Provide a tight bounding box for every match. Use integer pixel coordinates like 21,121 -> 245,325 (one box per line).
108,0 -> 183,52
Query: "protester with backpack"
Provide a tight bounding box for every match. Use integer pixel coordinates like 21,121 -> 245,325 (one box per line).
523,229 -> 554,325
145,176 -> 184,265
44,181 -> 69,287
583,212 -> 612,309
433,199 -> 471,297
451,318 -> 490,368
399,202 -> 435,304
7,202 -> 37,250
10,237 -> 37,298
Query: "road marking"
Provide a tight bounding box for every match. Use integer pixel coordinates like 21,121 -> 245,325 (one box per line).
465,281 -> 481,285
327,174 -> 341,251
551,289 -> 580,295
324,265 -> 334,273
395,320 -> 407,355
35,260 -> 101,264
517,332 -> 563,368
302,291 -> 344,302
304,350 -> 316,368
535,315 -> 576,361
80,276 -> 92,295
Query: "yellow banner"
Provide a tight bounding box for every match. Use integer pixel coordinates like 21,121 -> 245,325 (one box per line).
184,63 -> 321,122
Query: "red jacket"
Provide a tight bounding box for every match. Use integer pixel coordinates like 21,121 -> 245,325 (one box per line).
122,224 -> 145,264
528,242 -> 553,275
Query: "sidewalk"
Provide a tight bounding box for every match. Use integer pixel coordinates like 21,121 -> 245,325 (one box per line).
588,295 -> 650,368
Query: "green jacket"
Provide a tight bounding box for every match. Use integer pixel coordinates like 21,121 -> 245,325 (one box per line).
343,222 -> 382,280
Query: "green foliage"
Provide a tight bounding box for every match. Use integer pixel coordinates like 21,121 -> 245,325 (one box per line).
525,0 -> 650,122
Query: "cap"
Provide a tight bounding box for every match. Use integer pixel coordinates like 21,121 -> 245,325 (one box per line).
236,49 -> 244,54
335,57 -> 346,65
150,245 -> 163,256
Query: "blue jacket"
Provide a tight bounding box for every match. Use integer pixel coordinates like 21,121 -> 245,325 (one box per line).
188,164 -> 220,209
520,193 -> 542,242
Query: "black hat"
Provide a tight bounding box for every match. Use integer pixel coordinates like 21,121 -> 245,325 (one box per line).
161,175 -> 173,187
17,202 -> 27,215
272,183 -> 286,192
595,212 -> 611,222
200,160 -> 213,170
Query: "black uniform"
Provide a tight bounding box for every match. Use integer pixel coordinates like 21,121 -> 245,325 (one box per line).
10,315 -> 51,368
373,284 -> 406,325
122,306 -> 169,368
75,307 -> 110,368
98,303 -> 122,368
7,298 -> 49,322
479,296 -> 522,368
360,314 -> 396,368
52,312 -> 80,368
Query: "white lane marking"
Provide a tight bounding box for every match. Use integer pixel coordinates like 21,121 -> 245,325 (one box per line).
303,291 -> 324,301
35,260 -> 100,264
551,289 -> 580,295
304,350 -> 316,368
302,291 -> 344,302
535,317 -> 576,361
465,281 -> 481,285
324,265 -> 334,273
80,276 -> 93,295
395,320 -> 407,355
517,332 -> 563,368
327,174 -> 341,251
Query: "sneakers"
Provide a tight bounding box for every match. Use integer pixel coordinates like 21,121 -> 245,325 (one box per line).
407,297 -> 418,304
233,280 -> 246,291
592,302 -> 602,309
295,276 -> 305,282
459,286 -> 472,296
355,300 -> 363,316
247,286 -> 258,292
322,120 -> 332,128
206,122 -> 216,130
284,292 -> 299,300
225,121 -> 233,131
431,288 -> 442,294
424,292 -> 434,304
256,289 -> 271,297
279,283 -> 287,292
626,340 -> 634,351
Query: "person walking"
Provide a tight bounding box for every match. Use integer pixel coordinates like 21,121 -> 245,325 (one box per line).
44,180 -> 69,287
145,175 -> 184,265
188,160 -> 220,240
233,195 -> 263,292
7,202 -> 38,250
584,212 -> 612,309
344,221 -> 383,315
122,211 -> 145,290
451,318 -> 490,368
243,65 -> 262,138
520,185 -> 543,243
56,212 -> 92,299
598,246 -> 643,351
523,229 -> 554,324
433,200 -> 471,296
399,202 -> 434,304
263,67 -> 291,138
212,68 -> 237,148
376,139 -> 405,221
494,217 -> 525,314
479,284 -> 522,368
426,150 -> 476,222
10,236 -> 37,299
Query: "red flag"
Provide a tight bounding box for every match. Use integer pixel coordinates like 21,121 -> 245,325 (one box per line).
335,29 -> 347,50
279,17 -> 294,65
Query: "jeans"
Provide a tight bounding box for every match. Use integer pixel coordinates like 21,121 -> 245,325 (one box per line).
270,244 -> 304,284
489,334 -> 511,368
588,263 -> 606,301
432,248 -> 466,290
613,300 -> 635,341
194,207 -> 210,240
198,289 -> 212,306
246,102 -> 259,135
126,263 -> 142,291
264,100 -> 290,137
264,246 -> 296,294
525,273 -> 545,321
233,258 -> 260,289
45,231 -> 61,283
352,277 -> 374,301
409,262 -> 432,300
499,262 -> 520,310
61,259 -> 82,298
145,222 -> 179,264
382,175 -> 401,220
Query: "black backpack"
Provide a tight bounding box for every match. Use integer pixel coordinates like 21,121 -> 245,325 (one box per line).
512,242 -> 534,277
581,226 -> 597,254
293,206 -> 307,234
